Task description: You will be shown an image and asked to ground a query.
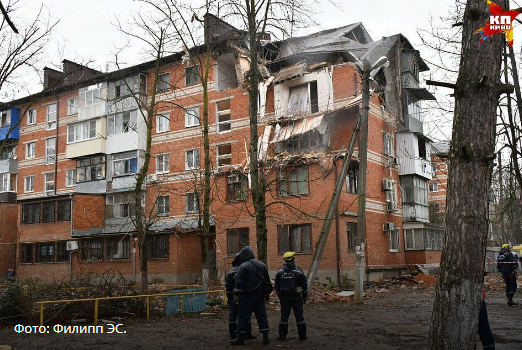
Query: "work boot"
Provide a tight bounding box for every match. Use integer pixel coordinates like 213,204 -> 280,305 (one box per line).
262,332 -> 270,345
230,333 -> 245,345
297,322 -> 307,340
229,322 -> 237,339
244,322 -> 256,339
278,323 -> 288,340
507,294 -> 518,306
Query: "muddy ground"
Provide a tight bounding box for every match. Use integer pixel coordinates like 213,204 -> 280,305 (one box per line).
1,282 -> 521,350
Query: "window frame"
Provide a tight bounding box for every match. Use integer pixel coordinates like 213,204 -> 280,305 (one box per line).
389,229 -> 400,252
346,162 -> 359,194
383,132 -> 394,156
112,151 -> 138,177
185,149 -> 200,170
277,166 -> 309,197
25,142 -> 35,159
148,234 -> 169,259
108,110 -> 138,135
227,228 -> 249,255
277,224 -> 312,254
156,113 -> 170,133
80,238 -> 104,262
24,176 -> 34,193
76,155 -> 106,183
44,172 -> 55,193
226,173 -> 248,202
66,169 -> 77,187
105,236 -> 130,260
156,195 -> 170,216
428,182 -> 438,193
185,66 -> 199,87
27,109 -> 37,125
45,137 -> 56,164
68,97 -> 78,115
216,99 -> 231,133
185,192 -> 199,213
157,73 -> 170,93
156,153 -> 170,174
346,222 -> 357,251
67,120 -> 97,143
217,143 -> 232,168
185,106 -> 200,127
46,103 -> 57,130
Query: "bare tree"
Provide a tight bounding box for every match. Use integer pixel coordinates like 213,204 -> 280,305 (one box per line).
429,0 -> 508,348
0,0 -> 56,100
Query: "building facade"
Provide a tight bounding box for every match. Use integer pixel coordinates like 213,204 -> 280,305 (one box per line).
1,16 -> 442,285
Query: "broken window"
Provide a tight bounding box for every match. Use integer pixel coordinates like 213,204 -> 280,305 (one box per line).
287,81 -> 318,115
346,162 -> 359,194
76,155 -> 106,183
217,99 -> 231,133
216,54 -> 238,91
106,192 -> 135,218
278,224 -> 312,254
347,222 -> 357,251
285,131 -> 321,152
106,236 -> 130,260
383,132 -> 394,156
389,229 -> 400,252
217,143 -> 232,168
227,228 -> 249,255
277,166 -> 309,197
108,110 -> 138,135
185,66 -> 199,87
157,73 -> 170,93
113,151 -> 138,176
227,173 -> 248,201
418,137 -> 427,159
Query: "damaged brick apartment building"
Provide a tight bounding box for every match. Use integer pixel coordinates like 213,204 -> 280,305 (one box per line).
0,14 -> 443,285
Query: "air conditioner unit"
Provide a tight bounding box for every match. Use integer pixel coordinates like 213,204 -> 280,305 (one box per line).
147,174 -> 158,183
383,222 -> 395,231
386,201 -> 398,212
66,241 -> 78,251
382,179 -> 393,191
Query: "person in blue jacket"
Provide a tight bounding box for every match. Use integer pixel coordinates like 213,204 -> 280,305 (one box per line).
497,243 -> 518,306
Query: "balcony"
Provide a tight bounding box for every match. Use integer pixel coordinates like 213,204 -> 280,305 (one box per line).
0,159 -> 17,173
398,157 -> 433,180
402,203 -> 430,223
0,108 -> 20,141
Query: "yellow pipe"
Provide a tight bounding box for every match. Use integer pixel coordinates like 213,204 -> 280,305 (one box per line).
146,296 -> 150,320
180,294 -> 184,315
94,299 -> 99,325
40,303 -> 44,327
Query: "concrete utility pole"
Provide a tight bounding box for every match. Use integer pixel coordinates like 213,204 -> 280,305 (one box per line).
354,57 -> 388,304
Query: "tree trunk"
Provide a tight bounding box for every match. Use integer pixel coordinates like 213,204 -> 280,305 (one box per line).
428,1 -> 506,348
246,0 -> 268,265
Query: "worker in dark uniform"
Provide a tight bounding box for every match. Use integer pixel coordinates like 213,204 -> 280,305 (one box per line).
275,251 -> 308,341
497,243 -> 518,306
231,246 -> 270,345
225,253 -> 255,340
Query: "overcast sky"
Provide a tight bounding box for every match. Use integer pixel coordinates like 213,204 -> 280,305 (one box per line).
19,0 -> 456,73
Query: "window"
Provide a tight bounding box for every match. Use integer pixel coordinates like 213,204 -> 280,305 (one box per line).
24,176 -> 34,193
0,173 -> 14,192
227,174 -> 248,201
68,97 -> 78,115
278,224 -> 312,254
389,229 -> 400,252
346,162 -> 359,194
0,109 -> 10,127
106,236 -> 130,260
44,173 -> 55,193
36,242 -> 55,263
57,200 -> 71,221
402,176 -> 428,205
428,182 -> 438,192
106,192 -> 135,218
284,131 -> 322,152
26,142 -> 35,159
113,151 -> 138,176
216,99 -> 231,133
157,113 -> 170,133
66,169 -> 77,187
383,133 -> 394,156
68,120 -> 96,143
27,109 -> 36,125
227,228 -> 249,255
46,103 -> 57,130
418,138 -> 427,159
82,85 -> 102,106
22,202 -> 40,224
185,106 -> 200,127
277,167 -> 309,197
55,241 -> 69,262
76,155 -> 106,183
1,145 -> 15,160
45,138 -> 56,164
405,228 -> 443,250
287,81 -> 318,114
186,192 -> 199,213
156,154 -> 169,174
148,234 -> 169,259
185,149 -> 200,170
108,110 -> 138,135
185,66 -> 199,87
346,222 -> 357,251
41,201 -> 55,223
21,243 -> 34,264
217,143 -> 232,168
157,196 -> 169,216
80,238 -> 104,261
157,73 -> 170,93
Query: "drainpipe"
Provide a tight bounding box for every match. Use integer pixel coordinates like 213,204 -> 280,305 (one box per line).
69,194 -> 74,282
334,160 -> 341,287
54,92 -> 60,194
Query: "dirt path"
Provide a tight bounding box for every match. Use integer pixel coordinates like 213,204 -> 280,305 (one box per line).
1,287 -> 520,349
